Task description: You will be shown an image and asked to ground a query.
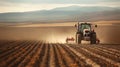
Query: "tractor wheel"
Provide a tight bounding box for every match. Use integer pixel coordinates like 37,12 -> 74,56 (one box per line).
76,34 -> 81,44
90,33 -> 96,44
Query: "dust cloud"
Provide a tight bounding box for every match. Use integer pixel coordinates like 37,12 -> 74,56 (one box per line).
0,26 -> 75,43
0,22 -> 120,44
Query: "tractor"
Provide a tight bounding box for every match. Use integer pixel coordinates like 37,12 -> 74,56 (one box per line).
75,22 -> 99,44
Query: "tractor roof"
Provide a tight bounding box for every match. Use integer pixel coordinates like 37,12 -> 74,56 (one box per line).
79,22 -> 91,25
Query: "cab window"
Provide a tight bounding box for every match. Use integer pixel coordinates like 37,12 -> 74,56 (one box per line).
80,24 -> 91,32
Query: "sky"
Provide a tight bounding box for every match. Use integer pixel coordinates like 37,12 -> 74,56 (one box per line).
0,0 -> 120,13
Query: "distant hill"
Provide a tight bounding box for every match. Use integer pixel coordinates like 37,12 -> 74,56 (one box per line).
0,6 -> 120,23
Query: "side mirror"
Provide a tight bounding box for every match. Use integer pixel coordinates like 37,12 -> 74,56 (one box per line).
95,25 -> 97,28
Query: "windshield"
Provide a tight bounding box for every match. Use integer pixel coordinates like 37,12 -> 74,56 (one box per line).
79,24 -> 91,32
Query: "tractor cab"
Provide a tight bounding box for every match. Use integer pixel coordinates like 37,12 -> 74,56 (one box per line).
79,23 -> 91,32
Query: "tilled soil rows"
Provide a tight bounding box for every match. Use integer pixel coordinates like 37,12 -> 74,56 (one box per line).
0,40 -> 120,67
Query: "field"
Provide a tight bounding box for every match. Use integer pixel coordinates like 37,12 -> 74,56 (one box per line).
0,40 -> 120,67
0,21 -> 120,67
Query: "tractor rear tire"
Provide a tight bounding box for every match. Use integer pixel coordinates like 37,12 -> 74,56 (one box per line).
76,34 -> 81,44
90,33 -> 96,44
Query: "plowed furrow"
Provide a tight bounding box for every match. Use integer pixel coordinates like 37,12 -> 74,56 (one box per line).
61,44 -> 91,67
72,45 -> 120,67
6,42 -> 34,66
17,41 -> 38,67
71,45 -> 120,67
26,42 -> 44,67
49,44 -> 56,67
53,44 -> 67,67
0,41 -> 33,67
0,41 -> 23,57
0,41 -> 29,62
86,45 -> 120,62
39,43 -> 50,67
0,41 -> 120,67
97,45 -> 120,55
81,47 -> 120,66
65,45 -> 100,67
